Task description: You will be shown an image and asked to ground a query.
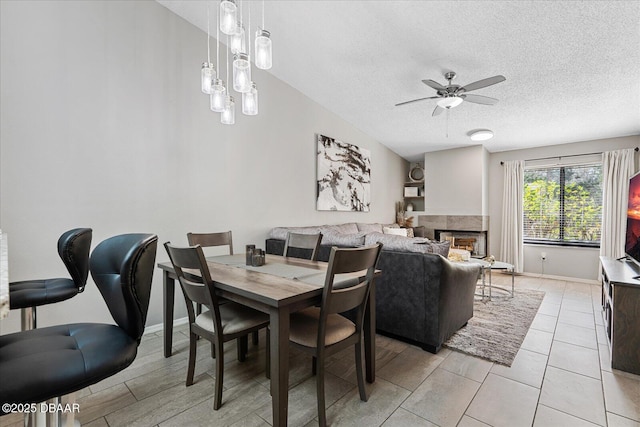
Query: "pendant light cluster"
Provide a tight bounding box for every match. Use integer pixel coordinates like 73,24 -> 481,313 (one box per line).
201,0 -> 272,125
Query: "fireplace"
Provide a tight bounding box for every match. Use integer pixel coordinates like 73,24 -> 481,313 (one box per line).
435,230 -> 487,258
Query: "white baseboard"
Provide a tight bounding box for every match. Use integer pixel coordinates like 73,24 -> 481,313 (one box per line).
144,316 -> 189,335
521,272 -> 599,285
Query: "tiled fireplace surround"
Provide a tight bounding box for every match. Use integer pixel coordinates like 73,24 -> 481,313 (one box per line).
418,215 -> 489,257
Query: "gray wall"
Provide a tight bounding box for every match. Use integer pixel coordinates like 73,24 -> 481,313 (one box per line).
489,135 -> 640,281
0,1 -> 406,334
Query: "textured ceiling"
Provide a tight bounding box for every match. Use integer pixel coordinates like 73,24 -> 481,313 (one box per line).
158,0 -> 640,161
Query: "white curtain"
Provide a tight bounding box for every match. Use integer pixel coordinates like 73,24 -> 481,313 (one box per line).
500,160 -> 525,272
600,149 -> 636,259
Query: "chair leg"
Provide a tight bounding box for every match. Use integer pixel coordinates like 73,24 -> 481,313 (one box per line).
237,335 -> 248,362
312,356 -> 317,375
211,342 -> 216,359
213,338 -> 224,410
252,330 -> 259,345
316,353 -> 327,427
186,331 -> 198,386
21,306 -> 36,331
355,341 -> 368,402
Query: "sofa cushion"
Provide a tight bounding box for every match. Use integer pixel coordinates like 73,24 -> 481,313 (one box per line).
356,223 -> 384,233
321,232 -> 366,246
320,223 -> 359,235
269,226 -> 323,241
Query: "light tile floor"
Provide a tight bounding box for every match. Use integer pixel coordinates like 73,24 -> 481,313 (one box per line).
1,275 -> 639,426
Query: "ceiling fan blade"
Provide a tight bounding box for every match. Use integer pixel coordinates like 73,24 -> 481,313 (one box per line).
432,105 -> 445,116
422,79 -> 446,91
460,75 -> 506,92
395,96 -> 440,107
461,94 -> 499,105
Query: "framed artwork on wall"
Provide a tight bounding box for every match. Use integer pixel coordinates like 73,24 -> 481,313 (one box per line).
316,134 -> 371,212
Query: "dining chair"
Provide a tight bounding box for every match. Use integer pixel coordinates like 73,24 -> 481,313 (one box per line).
283,231 -> 323,261
267,243 -> 383,426
164,242 -> 270,410
9,228 -> 92,330
0,233 -> 158,420
187,231 -> 233,255
186,230 -> 260,347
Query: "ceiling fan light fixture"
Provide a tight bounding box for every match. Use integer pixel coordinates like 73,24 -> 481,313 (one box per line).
437,96 -> 463,109
470,129 -> 494,141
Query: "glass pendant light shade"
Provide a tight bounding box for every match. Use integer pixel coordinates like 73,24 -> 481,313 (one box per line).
201,62 -> 216,94
242,82 -> 258,115
210,79 -> 226,112
221,95 -> 235,124
233,53 -> 251,93
219,0 -> 237,35
255,29 -> 272,70
230,23 -> 245,55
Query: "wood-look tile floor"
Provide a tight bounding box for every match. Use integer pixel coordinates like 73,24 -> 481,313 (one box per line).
2,275 -> 640,426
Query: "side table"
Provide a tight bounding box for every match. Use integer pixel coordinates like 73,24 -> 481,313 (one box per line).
468,258 -> 515,300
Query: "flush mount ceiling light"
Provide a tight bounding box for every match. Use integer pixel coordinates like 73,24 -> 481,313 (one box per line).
436,96 -> 463,109
470,129 -> 494,141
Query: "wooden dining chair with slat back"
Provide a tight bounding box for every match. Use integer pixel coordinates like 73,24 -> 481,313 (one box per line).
283,231 -> 323,261
267,243 -> 383,427
164,242 -> 270,410
186,230 -> 259,350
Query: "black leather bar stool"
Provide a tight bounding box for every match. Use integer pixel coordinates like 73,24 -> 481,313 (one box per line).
9,228 -> 92,330
0,233 -> 158,423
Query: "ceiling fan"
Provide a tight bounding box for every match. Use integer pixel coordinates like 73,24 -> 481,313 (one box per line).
395,71 -> 506,116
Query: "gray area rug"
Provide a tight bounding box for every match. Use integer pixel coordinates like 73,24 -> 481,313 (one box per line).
444,288 -> 545,366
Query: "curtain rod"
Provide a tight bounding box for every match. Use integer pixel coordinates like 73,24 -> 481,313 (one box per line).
500,147 -> 638,165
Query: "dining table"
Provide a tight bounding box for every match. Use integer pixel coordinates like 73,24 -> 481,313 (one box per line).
157,253 -> 378,427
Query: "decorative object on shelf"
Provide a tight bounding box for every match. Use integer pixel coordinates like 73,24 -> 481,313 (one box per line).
317,134 -> 371,212
201,0 -> 272,124
409,164 -> 424,182
406,202 -> 414,212
404,186 -> 419,197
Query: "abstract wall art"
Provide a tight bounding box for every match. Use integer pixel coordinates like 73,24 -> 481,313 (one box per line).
316,134 -> 371,211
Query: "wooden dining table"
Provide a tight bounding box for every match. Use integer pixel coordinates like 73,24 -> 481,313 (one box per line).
157,253 -> 378,427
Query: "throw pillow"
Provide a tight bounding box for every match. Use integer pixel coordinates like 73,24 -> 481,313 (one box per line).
356,223 -> 384,233
320,223 -> 359,235
269,226 -> 322,241
406,228 -> 414,238
321,232 -> 366,246
383,226 -> 408,237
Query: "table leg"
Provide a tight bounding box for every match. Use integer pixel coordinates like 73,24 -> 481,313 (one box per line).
511,267 -> 515,297
270,307 -> 290,427
364,280 -> 376,383
163,271 -> 175,358
489,268 -> 493,299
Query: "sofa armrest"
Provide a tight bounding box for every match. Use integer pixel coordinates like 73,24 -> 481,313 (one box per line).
437,256 -> 482,344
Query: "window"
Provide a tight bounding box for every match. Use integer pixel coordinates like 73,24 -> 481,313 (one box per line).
523,163 -> 602,247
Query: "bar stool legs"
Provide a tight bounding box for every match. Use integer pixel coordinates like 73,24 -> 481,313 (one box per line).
21,307 -> 36,331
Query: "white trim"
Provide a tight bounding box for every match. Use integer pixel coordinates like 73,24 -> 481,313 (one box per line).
144,316 -> 189,335
521,271 -> 599,285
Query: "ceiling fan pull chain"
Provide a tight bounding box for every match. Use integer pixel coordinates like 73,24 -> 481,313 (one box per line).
446,108 -> 449,138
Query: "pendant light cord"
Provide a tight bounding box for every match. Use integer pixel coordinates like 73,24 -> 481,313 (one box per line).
216,1 -> 220,74
207,3 -> 211,64
262,0 -> 265,29
248,1 -> 251,59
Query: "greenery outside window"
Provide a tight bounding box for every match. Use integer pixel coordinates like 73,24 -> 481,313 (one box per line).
523,163 -> 602,247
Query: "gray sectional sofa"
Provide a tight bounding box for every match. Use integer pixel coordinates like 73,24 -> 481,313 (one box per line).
265,223 -> 481,353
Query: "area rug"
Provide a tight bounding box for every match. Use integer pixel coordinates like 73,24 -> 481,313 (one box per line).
443,288 -> 545,366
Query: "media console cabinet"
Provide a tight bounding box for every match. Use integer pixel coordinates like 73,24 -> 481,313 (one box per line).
600,256 -> 640,375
